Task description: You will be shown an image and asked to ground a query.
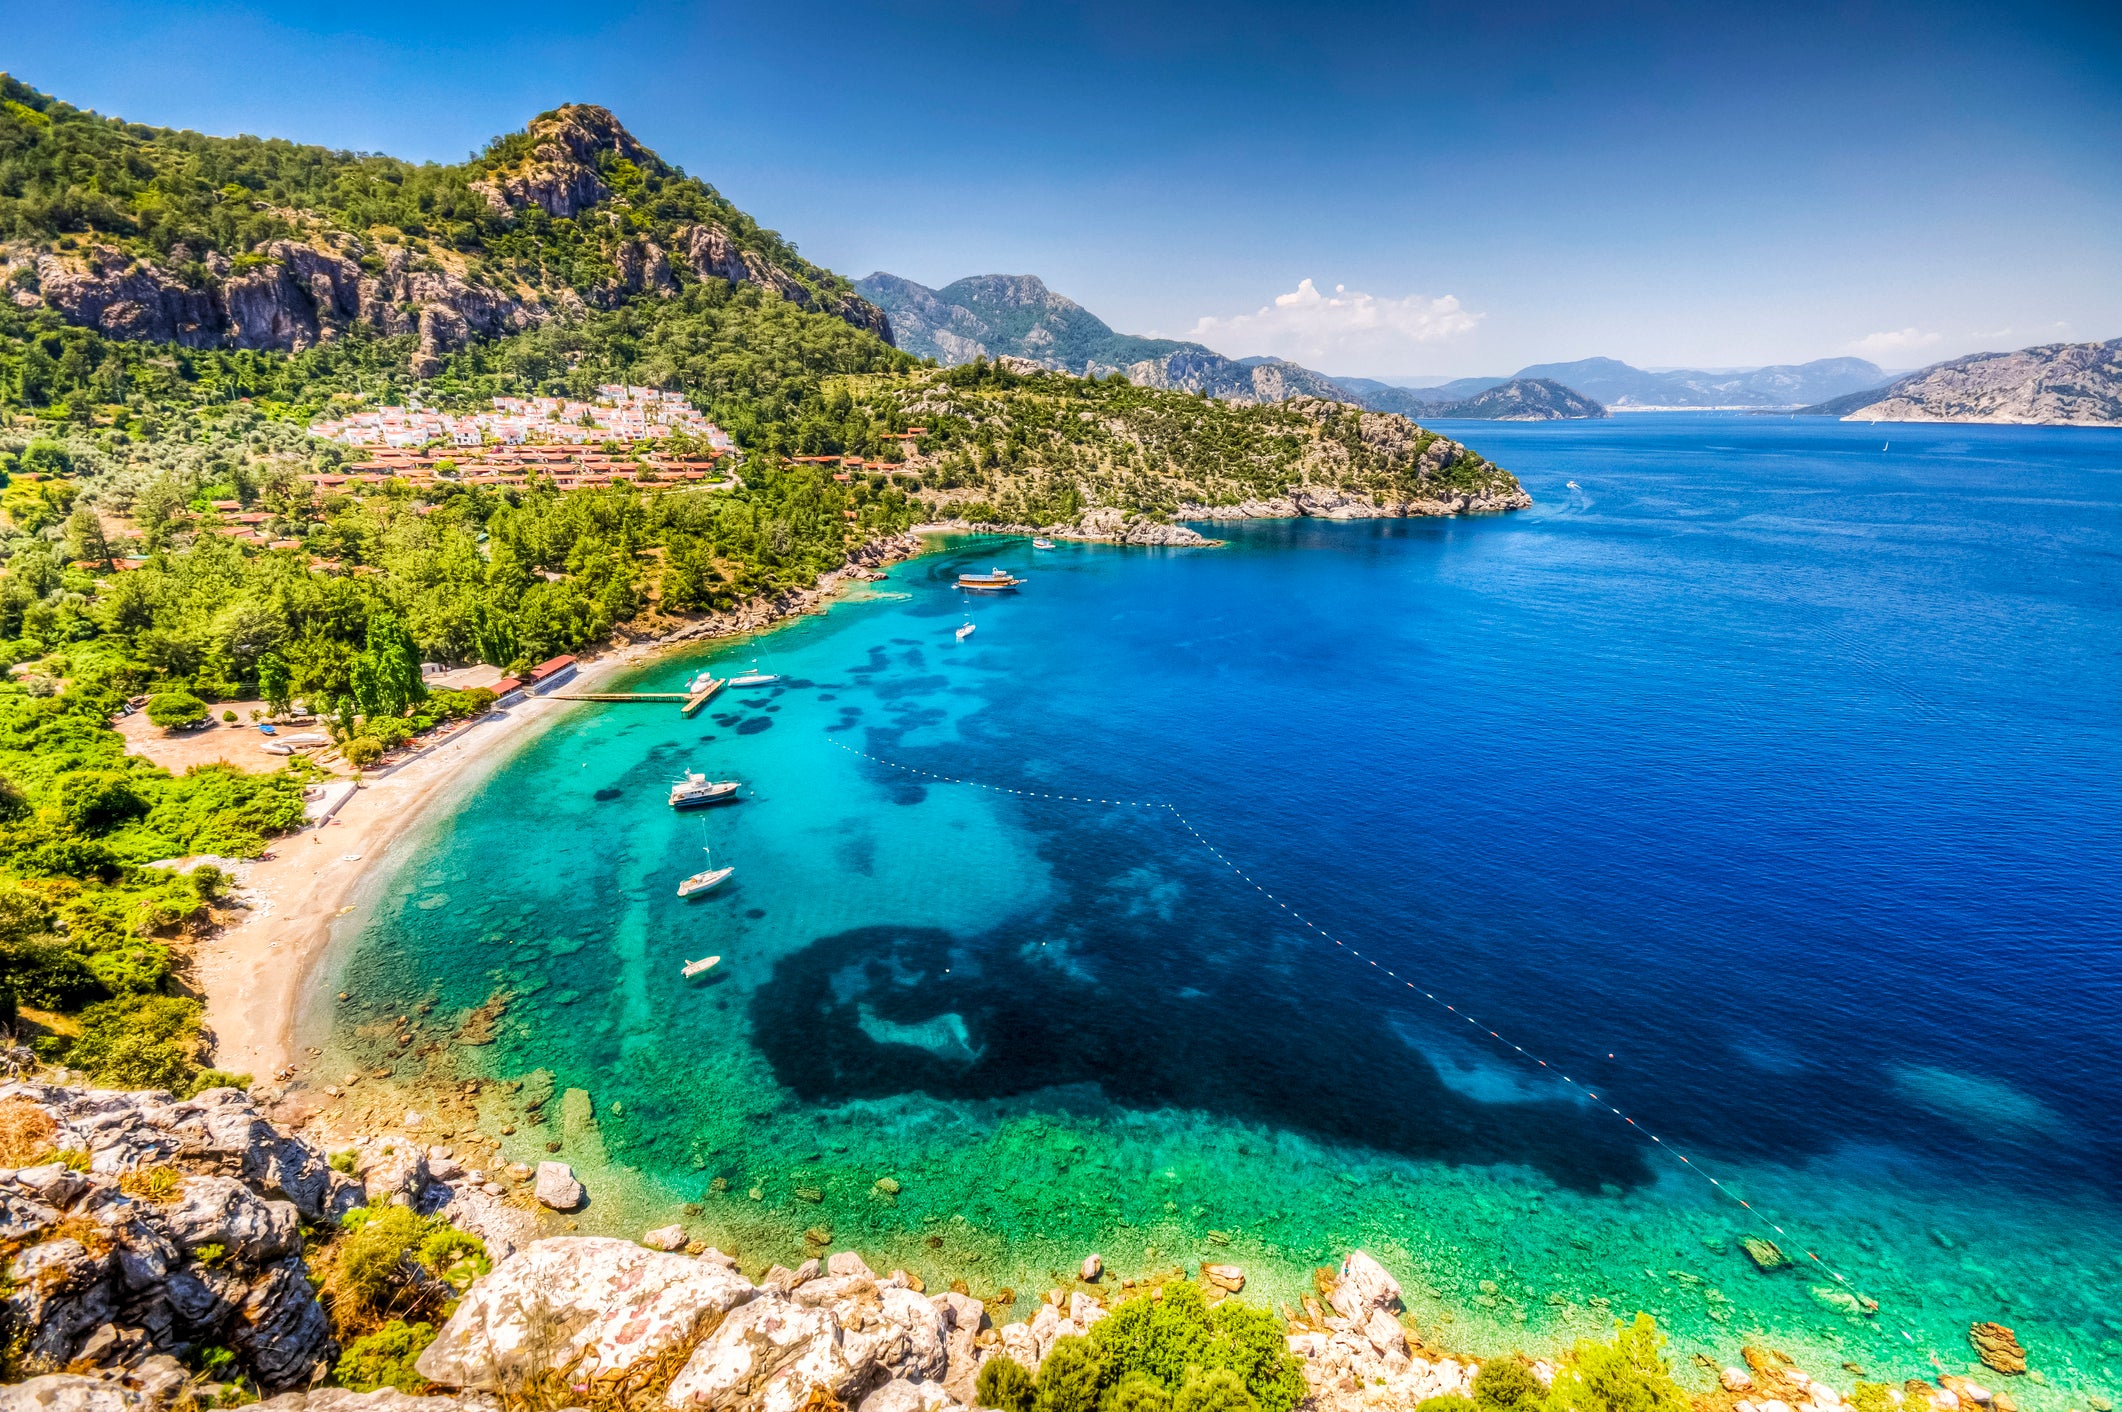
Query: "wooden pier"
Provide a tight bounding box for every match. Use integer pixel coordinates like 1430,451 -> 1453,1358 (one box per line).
551,678 -> 725,715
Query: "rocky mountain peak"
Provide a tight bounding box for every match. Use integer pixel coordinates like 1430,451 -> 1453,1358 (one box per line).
473,103 -> 662,220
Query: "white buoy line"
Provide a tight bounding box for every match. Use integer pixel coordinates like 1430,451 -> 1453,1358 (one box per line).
827,734 -> 1884,1309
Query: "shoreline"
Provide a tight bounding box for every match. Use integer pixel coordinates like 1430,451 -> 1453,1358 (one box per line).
196,532 -> 930,1080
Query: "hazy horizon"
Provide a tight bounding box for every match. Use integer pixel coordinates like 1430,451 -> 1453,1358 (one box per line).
10,0 -> 2118,377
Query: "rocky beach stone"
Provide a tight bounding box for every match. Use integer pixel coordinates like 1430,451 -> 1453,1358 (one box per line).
1327,1250 -> 1403,1321
1969,1323 -> 2028,1376
1080,1254 -> 1102,1282
415,1236 -> 756,1389
532,1160 -> 583,1210
1202,1262 -> 1246,1292
643,1224 -> 688,1251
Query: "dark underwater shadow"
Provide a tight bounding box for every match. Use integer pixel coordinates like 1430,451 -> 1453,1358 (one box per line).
748,920 -> 1653,1193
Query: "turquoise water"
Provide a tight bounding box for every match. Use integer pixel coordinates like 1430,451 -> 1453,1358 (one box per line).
326,416 -> 2122,1403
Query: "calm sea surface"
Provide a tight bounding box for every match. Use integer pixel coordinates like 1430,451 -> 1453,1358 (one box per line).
323,415 -> 2122,1400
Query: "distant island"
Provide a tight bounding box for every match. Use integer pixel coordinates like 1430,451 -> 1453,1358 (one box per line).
1797,338 -> 2122,426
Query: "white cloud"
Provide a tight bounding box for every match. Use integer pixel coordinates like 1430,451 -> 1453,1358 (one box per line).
1851,327 -> 1944,358
1185,279 -> 1480,367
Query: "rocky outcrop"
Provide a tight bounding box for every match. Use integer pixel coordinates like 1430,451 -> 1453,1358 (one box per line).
16,241 -> 536,374
0,1157 -> 334,1391
1178,483 -> 1531,520
470,105 -> 658,220
676,225 -> 893,345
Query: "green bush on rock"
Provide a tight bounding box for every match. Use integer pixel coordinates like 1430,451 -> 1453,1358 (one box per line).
978,1355 -> 1038,1412
335,1319 -> 437,1393
1173,1370 -> 1258,1412
1104,1373 -> 1174,1412
1547,1315 -> 1691,1412
1473,1358 -> 1549,1412
1037,1336 -> 1110,1412
1088,1285 -> 1305,1412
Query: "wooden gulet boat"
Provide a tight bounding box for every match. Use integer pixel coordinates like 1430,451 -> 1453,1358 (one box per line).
956,568 -> 1024,592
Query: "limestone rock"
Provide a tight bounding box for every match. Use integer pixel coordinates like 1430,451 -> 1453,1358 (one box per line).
829,1251 -> 878,1279
470,105 -> 654,219
1327,1250 -> 1403,1321
1202,1263 -> 1245,1293
415,1236 -> 756,1390
932,1291 -> 989,1404
435,1185 -> 538,1264
665,1293 -> 847,1411
643,1224 -> 688,1251
1080,1254 -> 1102,1283
533,1160 -> 583,1210
163,1176 -> 302,1264
0,1375 -> 151,1412
856,1380 -> 958,1412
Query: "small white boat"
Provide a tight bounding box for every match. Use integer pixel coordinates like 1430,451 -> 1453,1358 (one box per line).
670,771 -> 741,808
727,661 -> 780,687
956,621 -> 976,641
1566,480 -> 1580,489
1032,538 -> 1055,549
678,848 -> 735,897
686,671 -> 714,693
682,956 -> 721,978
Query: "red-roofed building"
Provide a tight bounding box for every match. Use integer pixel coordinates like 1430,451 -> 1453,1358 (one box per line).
524,655 -> 578,694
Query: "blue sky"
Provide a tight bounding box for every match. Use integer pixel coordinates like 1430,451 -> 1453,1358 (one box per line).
9,0 -> 2121,378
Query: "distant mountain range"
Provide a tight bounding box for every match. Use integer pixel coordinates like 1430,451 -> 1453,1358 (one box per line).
1798,338 -> 2122,425
1368,357 -> 1894,410
858,273 -> 1896,419
856,273 -> 1603,420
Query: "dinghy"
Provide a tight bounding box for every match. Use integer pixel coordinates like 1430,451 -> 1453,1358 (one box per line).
682,956 -> 721,977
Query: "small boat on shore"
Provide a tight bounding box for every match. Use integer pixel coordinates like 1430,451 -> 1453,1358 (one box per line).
956,621 -> 976,641
1032,538 -> 1055,549
669,772 -> 742,808
957,568 -> 1024,592
678,849 -> 734,897
682,956 -> 721,978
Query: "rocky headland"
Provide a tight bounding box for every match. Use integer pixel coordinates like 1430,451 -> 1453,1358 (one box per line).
1799,338 -> 2122,426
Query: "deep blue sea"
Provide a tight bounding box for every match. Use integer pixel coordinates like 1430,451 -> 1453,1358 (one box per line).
326,415 -> 2122,1399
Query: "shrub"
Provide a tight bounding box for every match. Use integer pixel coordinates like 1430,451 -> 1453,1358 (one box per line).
342,736 -> 384,768
1174,1371 -> 1257,1412
330,1148 -> 359,1174
322,1204 -> 488,1332
1038,1336 -> 1111,1412
146,691 -> 209,730
221,710 -> 238,722
1850,1385 -> 1894,1412
1105,1374 -> 1173,1412
335,1320 -> 438,1393
65,994 -> 204,1091
1547,1315 -> 1690,1412
186,1068 -> 252,1096
1091,1285 -> 1306,1412
57,768 -> 151,833
1473,1359 -> 1547,1412
1417,1399 -> 1474,1412
978,1355 -> 1038,1412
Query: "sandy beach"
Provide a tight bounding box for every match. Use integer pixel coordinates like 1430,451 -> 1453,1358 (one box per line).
193,538 -> 931,1081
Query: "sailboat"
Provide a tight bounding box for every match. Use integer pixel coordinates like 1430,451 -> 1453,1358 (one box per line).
956,620 -> 976,641
682,955 -> 721,978
727,659 -> 780,688
1032,538 -> 1055,549
677,847 -> 734,897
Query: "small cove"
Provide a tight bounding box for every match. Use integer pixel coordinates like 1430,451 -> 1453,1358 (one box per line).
318,416 -> 2122,1405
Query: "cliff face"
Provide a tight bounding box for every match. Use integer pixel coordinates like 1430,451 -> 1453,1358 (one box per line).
13,240 -> 539,374
470,103 -> 661,219
1815,338 -> 2122,426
